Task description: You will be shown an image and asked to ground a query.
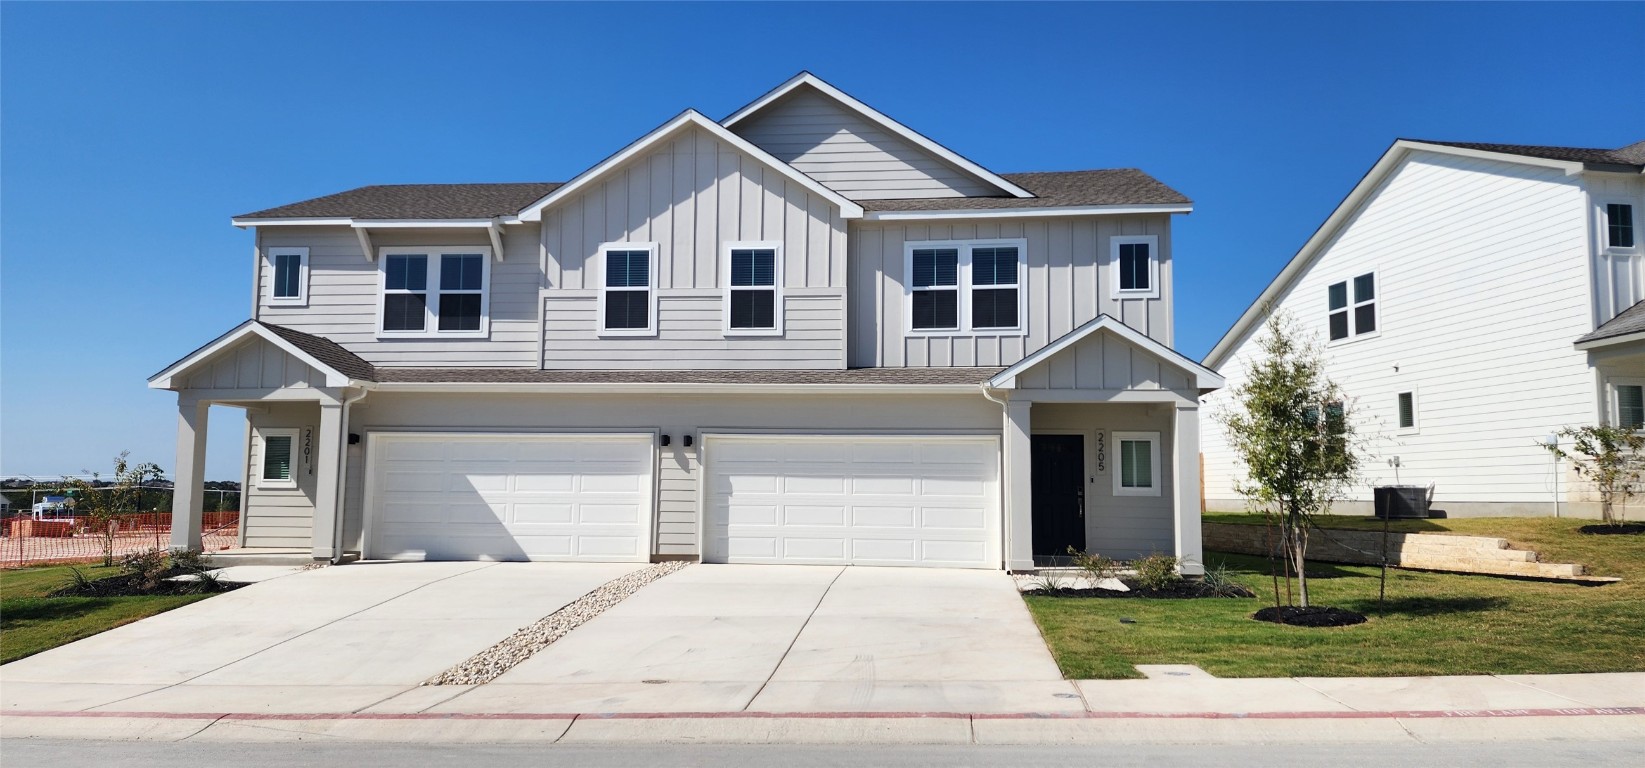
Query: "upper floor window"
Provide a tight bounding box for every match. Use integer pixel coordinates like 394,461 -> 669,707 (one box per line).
1607,203 -> 1636,249
267,247 -> 308,306
600,242 -> 656,336
1110,235 -> 1159,299
1328,272 -> 1376,341
377,247 -> 491,338
725,242 -> 782,335
905,239 -> 1026,335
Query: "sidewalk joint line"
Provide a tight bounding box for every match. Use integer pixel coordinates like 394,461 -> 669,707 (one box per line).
1291,677 -> 1364,712
1491,674 -> 1595,708
742,566 -> 845,712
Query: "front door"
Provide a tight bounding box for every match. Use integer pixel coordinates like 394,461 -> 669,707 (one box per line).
1031,434 -> 1086,564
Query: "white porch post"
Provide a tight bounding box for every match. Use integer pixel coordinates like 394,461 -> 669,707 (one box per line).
170,397 -> 209,551
310,401 -> 344,560
1003,398 -> 1034,571
1173,404 -> 1205,576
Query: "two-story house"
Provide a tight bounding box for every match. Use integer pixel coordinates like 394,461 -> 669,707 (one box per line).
152,73 -> 1221,572
1201,138 -> 1645,517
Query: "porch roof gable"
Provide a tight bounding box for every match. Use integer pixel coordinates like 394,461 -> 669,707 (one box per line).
149,321 -> 374,390
987,315 -> 1225,392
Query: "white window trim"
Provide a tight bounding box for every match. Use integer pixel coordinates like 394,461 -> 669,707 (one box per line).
1396,388 -> 1420,435
722,240 -> 784,337
1326,269 -> 1381,346
375,246 -> 493,339
1109,235 -> 1160,299
598,242 -> 659,337
1112,431 -> 1161,497
1601,200 -> 1640,253
256,428 -> 299,490
266,246 -> 309,307
902,238 -> 1028,337
1610,377 -> 1645,428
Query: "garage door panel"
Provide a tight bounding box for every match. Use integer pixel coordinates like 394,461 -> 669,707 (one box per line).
852,506 -> 915,528
783,505 -> 847,526
513,503 -> 574,524
784,537 -> 846,560
922,506 -> 988,530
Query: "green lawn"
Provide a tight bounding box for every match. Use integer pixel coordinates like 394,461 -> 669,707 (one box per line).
0,564 -> 214,665
1026,517 -> 1645,679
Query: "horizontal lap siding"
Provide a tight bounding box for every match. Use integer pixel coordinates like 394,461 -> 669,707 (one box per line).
542,292 -> 844,368
244,403 -> 318,549
1034,403 -> 1176,560
657,445 -> 698,554
1201,151 -> 1593,508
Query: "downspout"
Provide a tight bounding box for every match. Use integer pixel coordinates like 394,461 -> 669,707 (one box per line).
979,382 -> 1011,568
330,386 -> 372,564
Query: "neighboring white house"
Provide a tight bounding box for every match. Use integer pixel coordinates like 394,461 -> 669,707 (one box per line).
150,73 -> 1221,572
1201,139 -> 1645,517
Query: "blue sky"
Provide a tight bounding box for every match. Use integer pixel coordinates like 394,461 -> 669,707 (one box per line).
3,2 -> 1642,481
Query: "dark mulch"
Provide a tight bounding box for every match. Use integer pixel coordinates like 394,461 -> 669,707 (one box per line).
49,568 -> 245,598
1578,523 -> 1645,536
1252,605 -> 1368,627
1028,577 -> 1255,600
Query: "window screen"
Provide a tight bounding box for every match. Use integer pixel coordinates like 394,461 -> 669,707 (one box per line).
1609,204 -> 1636,249
603,249 -> 652,331
971,246 -> 1019,329
262,435 -> 293,481
1620,385 -> 1645,429
911,248 -> 959,330
1120,439 -> 1153,489
1398,392 -> 1416,429
273,253 -> 303,298
729,248 -> 777,330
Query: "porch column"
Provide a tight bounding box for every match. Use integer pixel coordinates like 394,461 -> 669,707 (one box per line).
1173,404 -> 1205,576
310,401 -> 344,561
1003,399 -> 1034,571
170,397 -> 209,551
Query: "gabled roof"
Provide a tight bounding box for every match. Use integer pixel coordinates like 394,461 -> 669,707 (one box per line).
149,321 -> 375,389
1204,137 -> 1639,369
1577,299 -> 1645,350
1413,139 -> 1645,173
722,72 -> 1035,200
235,183 -> 563,221
514,109 -> 863,222
988,315 -> 1224,391
861,170 -> 1190,213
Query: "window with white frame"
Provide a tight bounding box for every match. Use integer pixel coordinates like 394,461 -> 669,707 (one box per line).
377,247 -> 491,337
1397,391 -> 1418,432
905,239 -> 1026,334
257,429 -> 298,489
268,247 -> 308,306
1110,235 -> 1159,299
1112,432 -> 1160,496
1616,382 -> 1645,430
600,243 -> 656,335
1606,203 -> 1636,250
725,242 -> 781,334
1328,272 -> 1376,341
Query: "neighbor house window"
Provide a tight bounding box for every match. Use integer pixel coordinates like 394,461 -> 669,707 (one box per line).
1617,384 -> 1645,429
268,247 -> 308,306
1397,391 -> 1418,431
905,239 -> 1027,334
725,242 -> 781,334
1113,432 -> 1160,497
257,429 -> 298,489
1607,203 -> 1636,249
1328,272 -> 1376,341
377,247 -> 491,337
600,242 -> 656,335
1110,235 -> 1160,298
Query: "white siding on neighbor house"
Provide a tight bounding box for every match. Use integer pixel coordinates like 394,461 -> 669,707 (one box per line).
730,87 -> 998,200
1201,150 -> 1594,511
1588,172 -> 1645,327
850,216 -> 1173,368
1034,403 -> 1177,560
1012,327 -> 1196,396
243,402 -> 319,549
539,125 -> 849,369
257,226 -> 542,368
179,336 -> 324,391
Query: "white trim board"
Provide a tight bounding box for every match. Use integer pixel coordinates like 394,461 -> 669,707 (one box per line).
148,320 -> 360,389
988,314 -> 1224,391
863,204 -> 1193,221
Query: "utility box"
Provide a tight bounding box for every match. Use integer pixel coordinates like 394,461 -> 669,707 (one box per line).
1374,485 -> 1431,519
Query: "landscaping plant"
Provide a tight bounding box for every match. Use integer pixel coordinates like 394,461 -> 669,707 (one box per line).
59,451 -> 166,566
1543,424 -> 1645,528
1131,552 -> 1182,591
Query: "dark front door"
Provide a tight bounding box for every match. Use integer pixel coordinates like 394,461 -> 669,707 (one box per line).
1031,434 -> 1086,564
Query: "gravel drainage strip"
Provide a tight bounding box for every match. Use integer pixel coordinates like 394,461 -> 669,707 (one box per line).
425,560 -> 690,686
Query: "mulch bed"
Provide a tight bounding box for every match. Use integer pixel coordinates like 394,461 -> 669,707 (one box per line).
1028,578 -> 1255,600
1252,605 -> 1367,627
1578,523 -> 1645,536
49,568 -> 246,598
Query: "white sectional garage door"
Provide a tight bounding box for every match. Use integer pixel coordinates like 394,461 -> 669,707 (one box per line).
704,435 -> 1000,569
366,433 -> 653,562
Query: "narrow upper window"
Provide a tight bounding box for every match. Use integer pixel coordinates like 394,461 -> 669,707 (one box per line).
1110,235 -> 1160,299
601,243 -> 656,335
1617,384 -> 1644,429
257,429 -> 298,489
1328,272 -> 1377,341
1113,432 -> 1160,497
1397,391 -> 1417,431
970,245 -> 1020,330
725,242 -> 781,334
910,247 -> 960,331
267,247 -> 308,306
905,239 -> 1027,334
1607,203 -> 1636,249
378,247 -> 491,337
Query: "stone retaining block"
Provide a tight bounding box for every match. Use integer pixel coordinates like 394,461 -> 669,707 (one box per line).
1203,522 -> 1584,579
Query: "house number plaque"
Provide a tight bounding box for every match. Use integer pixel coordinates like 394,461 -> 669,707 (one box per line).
1094,430 -> 1107,473
302,427 -> 315,475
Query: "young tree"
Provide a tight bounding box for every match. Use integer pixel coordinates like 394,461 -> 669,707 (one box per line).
61,452 -> 166,566
1544,425 -> 1645,526
1218,311 -> 1359,608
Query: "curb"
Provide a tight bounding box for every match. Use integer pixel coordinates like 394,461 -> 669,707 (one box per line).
7,706 -> 1642,721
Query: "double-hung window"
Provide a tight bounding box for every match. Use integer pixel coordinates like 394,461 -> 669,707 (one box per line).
906,239 -> 1026,334
1112,431 -> 1160,497
1616,382 -> 1645,430
1397,391 -> 1418,433
600,243 -> 656,335
267,247 -> 308,306
1110,235 -> 1160,299
377,247 -> 491,337
725,242 -> 782,334
1328,272 -> 1376,341
257,428 -> 298,489
1606,203 -> 1637,250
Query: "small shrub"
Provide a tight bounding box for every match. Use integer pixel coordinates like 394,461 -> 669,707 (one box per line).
62,567 -> 97,594
188,568 -> 226,594
1068,547 -> 1118,584
118,547 -> 170,591
1199,561 -> 1249,597
1132,552 -> 1182,591
168,548 -> 208,572
1027,570 -> 1072,593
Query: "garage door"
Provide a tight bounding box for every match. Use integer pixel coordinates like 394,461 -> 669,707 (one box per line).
704,435 -> 1000,568
366,433 -> 653,562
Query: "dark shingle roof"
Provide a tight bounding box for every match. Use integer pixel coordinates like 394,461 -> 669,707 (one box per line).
1411,139 -> 1645,171
236,183 -> 563,220
859,170 -> 1190,211
372,367 -> 1002,386
1578,301 -> 1645,346
256,322 -> 377,381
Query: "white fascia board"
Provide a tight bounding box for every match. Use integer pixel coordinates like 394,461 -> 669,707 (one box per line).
990,314 -> 1224,391
369,381 -> 977,395
722,72 -> 1034,199
1575,330 -> 1645,351
150,321 -> 354,389
231,217 -> 354,228
516,110 -> 862,222
864,204 -> 1193,221
350,219 -> 495,229
1397,140 -> 1586,176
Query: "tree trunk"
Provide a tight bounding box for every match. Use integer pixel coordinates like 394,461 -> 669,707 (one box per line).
1294,537 -> 1310,608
